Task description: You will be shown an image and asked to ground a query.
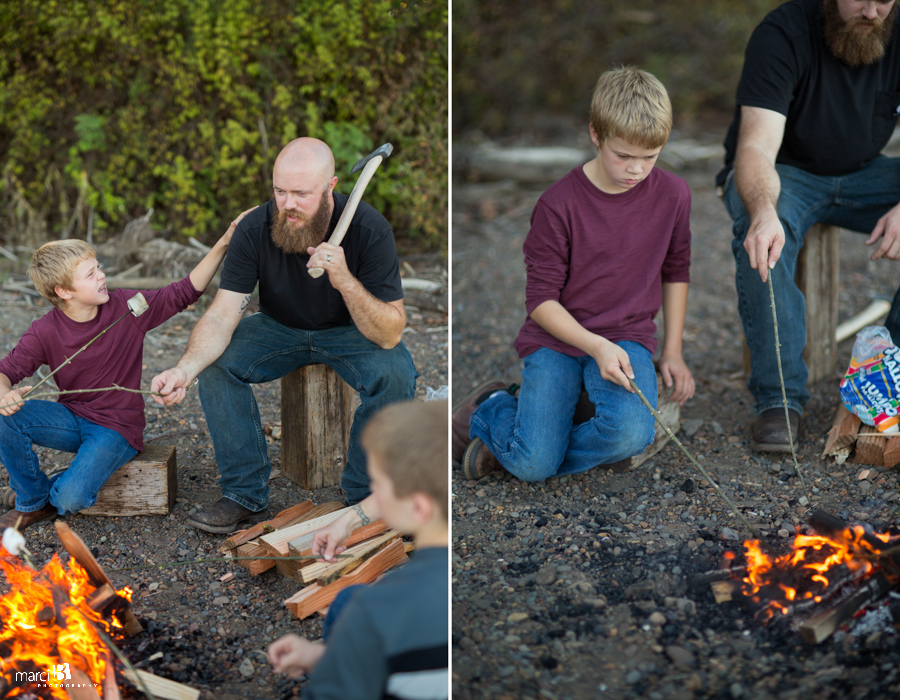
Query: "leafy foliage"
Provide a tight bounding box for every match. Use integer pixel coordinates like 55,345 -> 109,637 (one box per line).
0,0 -> 447,251
453,0 -> 782,135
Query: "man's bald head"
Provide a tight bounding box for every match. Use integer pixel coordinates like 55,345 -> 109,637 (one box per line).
273,138 -> 336,188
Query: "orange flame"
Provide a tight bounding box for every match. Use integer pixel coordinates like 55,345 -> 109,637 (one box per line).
0,545 -> 130,698
737,524 -> 898,620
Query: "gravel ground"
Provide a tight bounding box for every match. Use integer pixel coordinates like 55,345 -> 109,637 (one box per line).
451,126 -> 900,700
0,253 -> 447,699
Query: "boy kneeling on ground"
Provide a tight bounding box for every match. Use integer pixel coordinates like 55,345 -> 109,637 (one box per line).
268,399 -> 448,700
453,66 -> 695,481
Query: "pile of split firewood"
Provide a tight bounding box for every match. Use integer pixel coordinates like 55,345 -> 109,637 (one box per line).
219,501 -> 411,619
823,405 -> 900,468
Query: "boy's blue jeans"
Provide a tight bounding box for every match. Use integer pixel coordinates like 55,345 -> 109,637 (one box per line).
722,156 -> 900,415
0,400 -> 137,515
198,313 -> 418,509
469,343 -> 657,481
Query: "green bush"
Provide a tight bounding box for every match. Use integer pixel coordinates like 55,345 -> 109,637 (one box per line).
0,0 -> 447,252
453,0 -> 781,135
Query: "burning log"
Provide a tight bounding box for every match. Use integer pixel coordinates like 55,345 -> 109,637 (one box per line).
799,572 -> 894,644
808,509 -> 900,576
54,520 -> 142,636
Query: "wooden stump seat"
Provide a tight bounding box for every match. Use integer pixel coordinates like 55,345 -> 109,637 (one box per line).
82,444 -> 176,516
280,364 -> 355,490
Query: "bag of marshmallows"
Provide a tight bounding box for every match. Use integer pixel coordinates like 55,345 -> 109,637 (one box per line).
839,325 -> 900,434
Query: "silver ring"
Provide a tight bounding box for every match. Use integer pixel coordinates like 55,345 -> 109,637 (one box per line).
326,255 -> 331,262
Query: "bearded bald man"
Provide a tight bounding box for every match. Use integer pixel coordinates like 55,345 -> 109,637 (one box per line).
152,138 -> 417,532
718,0 -> 900,453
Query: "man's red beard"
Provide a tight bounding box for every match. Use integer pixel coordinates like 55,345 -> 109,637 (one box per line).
823,0 -> 896,66
270,190 -> 332,254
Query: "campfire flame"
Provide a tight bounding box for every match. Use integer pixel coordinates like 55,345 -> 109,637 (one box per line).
0,544 -> 132,697
729,525 -> 898,622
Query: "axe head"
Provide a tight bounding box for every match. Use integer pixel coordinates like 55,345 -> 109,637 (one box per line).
350,143 -> 393,175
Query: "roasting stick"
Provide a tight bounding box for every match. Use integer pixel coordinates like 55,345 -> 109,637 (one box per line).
628,378 -> 760,538
767,275 -> 813,506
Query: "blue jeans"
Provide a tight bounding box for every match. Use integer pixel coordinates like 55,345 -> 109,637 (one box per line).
469,343 -> 657,481
722,156 -> 900,414
0,400 -> 137,515
198,313 -> 418,509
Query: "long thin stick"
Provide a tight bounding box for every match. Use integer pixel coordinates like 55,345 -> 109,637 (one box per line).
111,554 -> 351,573
0,384 -> 163,411
767,275 -> 813,505
22,310 -> 136,399
628,378 -> 760,537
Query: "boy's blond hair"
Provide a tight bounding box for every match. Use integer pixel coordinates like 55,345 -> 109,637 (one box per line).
29,239 -> 97,309
362,399 -> 448,521
590,66 -> 673,150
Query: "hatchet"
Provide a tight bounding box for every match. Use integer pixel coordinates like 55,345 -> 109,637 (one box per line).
308,142 -> 393,278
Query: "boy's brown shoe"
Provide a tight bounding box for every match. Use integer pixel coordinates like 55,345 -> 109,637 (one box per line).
750,408 -> 800,453
0,503 -> 58,531
462,438 -> 504,480
452,380 -> 508,463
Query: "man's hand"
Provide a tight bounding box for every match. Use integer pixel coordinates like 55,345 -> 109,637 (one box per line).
593,339 -> 634,392
866,203 -> 900,261
743,210 -> 784,282
657,353 -> 695,405
150,368 -> 190,406
0,386 -> 31,416
268,634 -> 326,678
307,242 -> 353,291
312,519 -> 353,562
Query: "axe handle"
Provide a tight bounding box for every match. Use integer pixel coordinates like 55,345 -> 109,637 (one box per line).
309,154 -> 385,278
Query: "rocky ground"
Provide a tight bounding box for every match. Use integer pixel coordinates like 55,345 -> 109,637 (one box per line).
451,122 -> 900,700
0,252 -> 447,699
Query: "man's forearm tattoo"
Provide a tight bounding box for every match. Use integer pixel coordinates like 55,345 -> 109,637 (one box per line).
239,294 -> 251,312
353,503 -> 371,526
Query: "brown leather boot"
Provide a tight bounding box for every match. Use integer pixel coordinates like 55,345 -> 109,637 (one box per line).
0,503 -> 58,531
462,438 -> 505,480
452,380 -> 508,463
750,407 -> 800,453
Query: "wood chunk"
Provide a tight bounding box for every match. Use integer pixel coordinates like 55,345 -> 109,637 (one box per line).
281,365 -> 355,489
710,580 -> 737,604
82,445 -> 176,516
223,501 -> 315,551
86,583 -> 120,614
299,531 -> 401,585
287,519 -> 389,558
884,436 -> 900,469
285,540 -> 409,620
122,669 -> 200,700
229,501 -> 344,575
259,503 -> 348,556
823,406 -> 861,457
54,520 -> 143,635
853,432 -> 885,467
799,573 -> 893,644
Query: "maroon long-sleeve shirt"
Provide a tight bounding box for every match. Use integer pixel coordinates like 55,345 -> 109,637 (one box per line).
514,166 -> 692,359
0,277 -> 202,450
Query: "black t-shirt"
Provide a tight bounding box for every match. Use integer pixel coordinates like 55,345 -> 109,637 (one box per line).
718,0 -> 900,186
220,193 -> 403,329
